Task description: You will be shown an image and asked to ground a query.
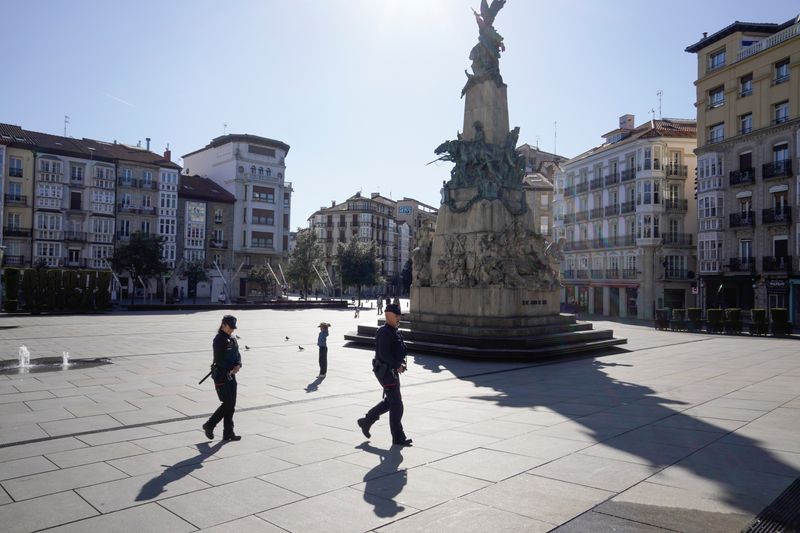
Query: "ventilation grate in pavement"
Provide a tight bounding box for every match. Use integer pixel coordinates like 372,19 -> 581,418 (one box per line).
743,477 -> 800,533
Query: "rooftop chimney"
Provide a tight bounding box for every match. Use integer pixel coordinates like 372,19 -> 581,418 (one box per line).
146,137 -> 151,151
702,32 -> 707,38
619,114 -> 635,130
164,146 -> 171,162
331,200 -> 335,207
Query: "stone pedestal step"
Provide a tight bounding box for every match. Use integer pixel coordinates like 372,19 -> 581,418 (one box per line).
344,327 -> 627,361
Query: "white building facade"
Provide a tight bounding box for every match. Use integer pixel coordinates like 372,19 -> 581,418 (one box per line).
183,134 -> 292,299
554,115 -> 698,320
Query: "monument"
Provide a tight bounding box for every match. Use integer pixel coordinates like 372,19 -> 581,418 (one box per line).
346,1 -> 625,358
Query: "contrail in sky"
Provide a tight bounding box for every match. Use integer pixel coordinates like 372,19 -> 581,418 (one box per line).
103,93 -> 135,107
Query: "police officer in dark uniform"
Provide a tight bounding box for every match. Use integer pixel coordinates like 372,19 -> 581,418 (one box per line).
203,315 -> 242,441
357,303 -> 412,447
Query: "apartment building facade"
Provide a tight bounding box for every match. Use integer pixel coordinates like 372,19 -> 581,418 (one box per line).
554,115 -> 698,320
182,134 -> 292,298
1,127 -> 35,268
308,192 -> 422,296
177,174 -> 235,300
686,16 -> 800,323
0,125 -> 181,297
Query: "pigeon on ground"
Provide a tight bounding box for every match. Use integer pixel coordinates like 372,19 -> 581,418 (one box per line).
285,336 -> 289,341
298,346 -> 305,351
245,345 -> 251,350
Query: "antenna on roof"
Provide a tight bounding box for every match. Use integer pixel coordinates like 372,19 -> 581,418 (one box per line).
649,108 -> 656,121
64,115 -> 70,137
553,121 -> 557,155
535,135 -> 540,149
223,123 -> 228,135
656,90 -> 663,119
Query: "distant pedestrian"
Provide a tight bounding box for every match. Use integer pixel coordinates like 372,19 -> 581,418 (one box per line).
203,315 -> 242,442
317,322 -> 330,378
354,304 -> 360,318
358,303 -> 412,447
376,296 -> 383,314
392,296 -> 400,307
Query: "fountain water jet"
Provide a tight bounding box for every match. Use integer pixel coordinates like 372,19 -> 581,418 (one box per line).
18,346 -> 31,368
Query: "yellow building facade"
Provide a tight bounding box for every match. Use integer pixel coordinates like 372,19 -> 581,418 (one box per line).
687,17 -> 800,322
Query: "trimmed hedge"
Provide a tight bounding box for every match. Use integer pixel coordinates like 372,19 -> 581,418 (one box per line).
706,308 -> 724,333
724,308 -> 742,334
655,309 -> 670,330
3,268 -> 21,312
10,267 -> 111,314
771,308 -> 792,336
686,308 -> 702,332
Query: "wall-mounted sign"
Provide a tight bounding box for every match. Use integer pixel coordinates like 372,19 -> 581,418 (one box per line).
398,206 -> 412,214
766,279 -> 789,292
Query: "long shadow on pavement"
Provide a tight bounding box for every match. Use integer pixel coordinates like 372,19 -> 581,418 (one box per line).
136,441 -> 225,502
420,355 -> 799,531
356,441 -> 407,518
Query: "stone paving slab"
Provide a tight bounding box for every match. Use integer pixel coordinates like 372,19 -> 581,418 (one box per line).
256,486 -> 420,533
375,498 -> 553,532
160,477 -> 304,529
464,473 -> 615,525
2,461 -> 128,501
0,310 -> 798,532
0,491 -> 98,533
43,502 -> 196,533
75,467 -> 211,513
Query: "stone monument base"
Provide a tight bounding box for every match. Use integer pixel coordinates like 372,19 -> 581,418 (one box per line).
410,286 -> 561,336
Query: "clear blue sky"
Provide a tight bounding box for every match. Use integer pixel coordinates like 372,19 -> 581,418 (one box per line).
2,0 -> 795,227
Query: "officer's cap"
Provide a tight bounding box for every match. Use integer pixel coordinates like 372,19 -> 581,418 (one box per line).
384,303 -> 402,315
222,315 -> 238,329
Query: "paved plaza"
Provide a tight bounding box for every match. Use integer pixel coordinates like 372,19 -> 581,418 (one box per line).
0,306 -> 797,532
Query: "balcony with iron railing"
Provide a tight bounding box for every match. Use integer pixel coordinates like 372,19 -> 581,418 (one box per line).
730,211 -> 756,228
606,268 -> 620,279
590,207 -> 604,219
575,182 -> 589,195
664,199 -> 688,212
563,213 -> 576,224
3,227 -> 32,238
665,164 -> 688,177
34,230 -> 63,241
65,258 -> 89,268
605,172 -> 619,186
8,168 -> 23,178
622,268 -> 637,279
763,159 -> 792,180
762,207 -> 792,225
563,185 -> 576,198
664,269 -> 689,280
209,239 -> 229,249
662,233 -> 693,246
736,21 -> 800,62
729,257 -> 755,272
4,194 -> 27,205
563,241 -> 589,252
620,168 -> 636,182
576,269 -> 589,279
2,255 -> 25,266
621,200 -> 635,214
729,168 -> 755,186
590,177 -> 604,190
64,231 -> 87,242
575,210 -> 589,222
590,269 -> 604,279
763,256 -> 792,272
69,177 -> 85,188
563,269 -> 576,279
